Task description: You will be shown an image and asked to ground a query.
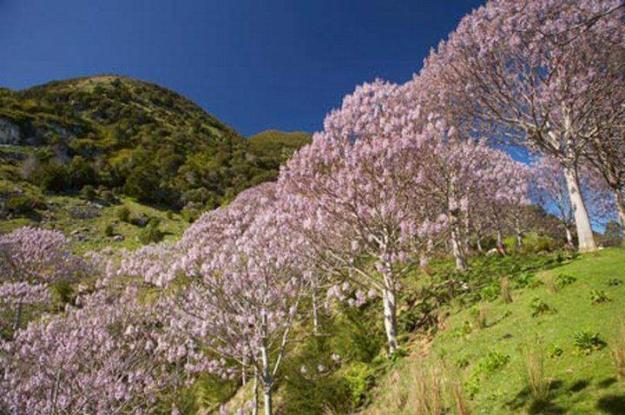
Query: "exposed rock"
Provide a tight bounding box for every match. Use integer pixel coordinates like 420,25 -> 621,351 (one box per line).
0,118 -> 21,145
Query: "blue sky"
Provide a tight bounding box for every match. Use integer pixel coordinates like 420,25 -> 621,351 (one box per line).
0,0 -> 484,136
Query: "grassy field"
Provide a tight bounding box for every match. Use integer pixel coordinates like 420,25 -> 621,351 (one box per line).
364,248 -> 625,414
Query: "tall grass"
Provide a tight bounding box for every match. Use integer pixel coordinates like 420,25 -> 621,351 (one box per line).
521,341 -> 550,402
500,277 -> 513,303
610,325 -> 625,380
365,361 -> 470,415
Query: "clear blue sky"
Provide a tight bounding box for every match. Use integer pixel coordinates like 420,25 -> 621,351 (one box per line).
0,0 -> 484,136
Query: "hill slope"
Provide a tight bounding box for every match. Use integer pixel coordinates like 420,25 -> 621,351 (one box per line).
0,76 -> 308,210
363,249 -> 625,414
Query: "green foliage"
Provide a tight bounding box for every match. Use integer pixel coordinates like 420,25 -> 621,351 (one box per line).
138,222 -> 164,245
1,76 -> 309,210
466,351 -> 510,397
589,289 -> 610,304
573,331 -> 606,355
79,185 -> 96,200
555,273 -> 576,288
529,297 -> 556,317
607,278 -> 623,287
116,205 -> 131,222
104,223 -> 115,237
5,193 -> 45,216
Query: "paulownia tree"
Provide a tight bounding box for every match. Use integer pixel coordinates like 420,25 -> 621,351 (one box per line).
421,0 -> 625,252
0,227 -> 88,334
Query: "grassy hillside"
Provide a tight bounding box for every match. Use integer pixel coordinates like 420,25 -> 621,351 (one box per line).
248,129 -> 312,181
364,248 -> 625,414
0,76 -> 309,211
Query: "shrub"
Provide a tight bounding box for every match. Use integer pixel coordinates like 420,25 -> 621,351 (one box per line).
342,362 -> 375,409
548,345 -> 563,358
79,185 -> 96,200
573,331 -> 606,355
117,206 -> 131,222
138,223 -> 164,245
530,298 -> 556,317
555,274 -> 576,288
5,194 -> 45,215
500,277 -> 513,304
104,223 -> 115,237
480,284 -> 499,302
515,272 -> 535,288
31,162 -> 69,193
590,289 -> 610,304
607,278 -> 623,287
466,351 -> 510,398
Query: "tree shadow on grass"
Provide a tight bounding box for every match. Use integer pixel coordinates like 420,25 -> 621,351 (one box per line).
596,394 -> 625,414
506,380 -> 566,414
597,377 -> 617,389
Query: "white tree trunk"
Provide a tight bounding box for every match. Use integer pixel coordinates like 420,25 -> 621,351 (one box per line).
382,286 -> 398,356
616,191 -> 625,231
515,217 -> 523,249
13,301 -> 22,332
449,210 -> 467,272
252,368 -> 259,415
496,229 -> 506,255
565,227 -> 574,248
476,236 -> 483,253
563,164 -> 597,252
311,279 -> 319,335
260,312 -> 273,415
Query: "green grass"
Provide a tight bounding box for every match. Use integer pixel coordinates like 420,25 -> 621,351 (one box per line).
364,248 -> 625,414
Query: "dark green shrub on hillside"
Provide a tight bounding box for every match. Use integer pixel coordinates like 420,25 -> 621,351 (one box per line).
31,162 -> 69,192
5,194 -> 45,215
79,185 -> 96,200
138,223 -> 164,245
104,223 -> 115,237
116,206 -> 131,222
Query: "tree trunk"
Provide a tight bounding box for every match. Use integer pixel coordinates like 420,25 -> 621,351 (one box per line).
13,301 -> 22,332
563,164 -> 597,252
515,218 -> 523,249
496,230 -> 506,255
381,286 -> 398,356
476,235 -> 483,253
252,368 -> 259,415
449,209 -> 467,272
616,191 -> 625,231
565,227 -> 574,249
311,279 -> 319,335
260,312 -> 273,415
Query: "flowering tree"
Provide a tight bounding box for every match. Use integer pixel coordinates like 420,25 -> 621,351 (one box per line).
280,128 -> 445,355
531,157 -> 616,246
166,184 -> 304,415
0,284 -> 184,414
0,227 -> 88,333
421,0 -> 625,252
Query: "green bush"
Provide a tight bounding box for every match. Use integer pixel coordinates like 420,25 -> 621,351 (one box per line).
117,206 -> 131,222
530,297 -> 556,317
590,289 -> 610,304
5,194 -> 45,215
32,162 -> 69,192
138,223 -> 164,245
79,185 -> 96,200
104,223 -> 115,237
573,331 -> 606,355
342,362 -> 375,408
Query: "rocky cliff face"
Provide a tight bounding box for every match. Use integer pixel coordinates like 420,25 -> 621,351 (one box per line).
0,119 -> 21,145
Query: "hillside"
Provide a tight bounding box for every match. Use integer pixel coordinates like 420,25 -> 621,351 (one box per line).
248,130 -> 312,180
0,76 -> 308,212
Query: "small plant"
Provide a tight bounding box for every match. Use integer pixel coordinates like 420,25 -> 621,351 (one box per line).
555,274 -> 576,288
479,351 -> 510,374
481,284 -> 499,302
117,206 -> 131,222
515,271 -> 535,288
521,341 -> 550,402
548,345 -> 563,358
607,278 -> 623,287
500,277 -> 513,304
529,298 -> 555,317
590,289 -> 611,304
573,331 -> 606,355
104,223 -> 115,237
610,326 -> 625,380
455,357 -> 470,369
